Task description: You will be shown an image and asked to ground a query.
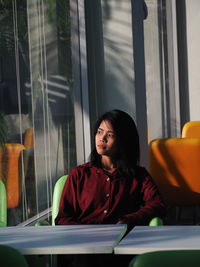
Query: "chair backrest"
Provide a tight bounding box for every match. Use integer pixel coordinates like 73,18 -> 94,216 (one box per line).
129,250 -> 200,267
148,138 -> 200,206
0,245 -> 28,267
23,128 -> 34,148
0,180 -> 7,226
52,175 -> 68,225
0,143 -> 25,208
149,217 -> 163,226
182,121 -> 200,138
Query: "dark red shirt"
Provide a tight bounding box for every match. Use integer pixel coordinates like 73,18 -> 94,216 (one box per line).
55,163 -> 166,227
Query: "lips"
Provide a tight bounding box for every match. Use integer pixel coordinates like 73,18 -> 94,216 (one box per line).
97,144 -> 106,149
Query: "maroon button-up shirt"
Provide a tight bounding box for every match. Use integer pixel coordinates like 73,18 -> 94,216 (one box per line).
55,163 -> 166,227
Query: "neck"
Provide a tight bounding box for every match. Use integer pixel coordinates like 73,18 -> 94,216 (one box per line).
101,156 -> 116,173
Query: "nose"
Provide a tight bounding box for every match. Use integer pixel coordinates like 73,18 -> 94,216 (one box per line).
100,133 -> 107,142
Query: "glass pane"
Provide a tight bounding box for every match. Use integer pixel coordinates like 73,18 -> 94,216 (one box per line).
0,0 -> 77,225
144,0 -> 168,141
86,0 -> 136,125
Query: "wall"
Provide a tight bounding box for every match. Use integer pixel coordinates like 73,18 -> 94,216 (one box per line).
185,0 -> 200,121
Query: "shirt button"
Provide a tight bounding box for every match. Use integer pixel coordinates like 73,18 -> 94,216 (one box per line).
104,210 -> 108,214
106,177 -> 110,182
106,193 -> 110,198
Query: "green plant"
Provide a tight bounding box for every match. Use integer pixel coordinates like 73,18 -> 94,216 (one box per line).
0,0 -> 27,57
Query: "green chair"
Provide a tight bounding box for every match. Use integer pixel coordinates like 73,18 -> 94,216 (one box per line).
34,175 -> 68,267
149,216 -> 163,226
51,175 -> 68,225
128,250 -> 200,267
35,175 -> 68,226
0,180 -> 7,226
0,245 -> 28,266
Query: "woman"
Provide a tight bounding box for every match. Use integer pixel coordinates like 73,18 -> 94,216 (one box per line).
55,109 -> 166,228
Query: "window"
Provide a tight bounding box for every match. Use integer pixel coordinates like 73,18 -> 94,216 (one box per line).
144,0 -> 181,140
0,0 -> 85,225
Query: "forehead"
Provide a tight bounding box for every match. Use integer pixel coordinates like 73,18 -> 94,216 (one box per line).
98,120 -> 114,132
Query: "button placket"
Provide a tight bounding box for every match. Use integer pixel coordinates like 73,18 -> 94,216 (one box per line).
103,176 -> 111,215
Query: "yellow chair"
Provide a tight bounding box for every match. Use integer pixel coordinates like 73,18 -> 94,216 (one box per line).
182,121 -> 200,138
23,128 -> 34,148
0,143 -> 25,208
148,138 -> 200,223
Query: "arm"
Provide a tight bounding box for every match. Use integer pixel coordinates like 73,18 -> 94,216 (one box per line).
55,170 -> 81,225
119,169 -> 166,226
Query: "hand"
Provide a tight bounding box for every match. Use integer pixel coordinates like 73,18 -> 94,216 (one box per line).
116,220 -> 124,224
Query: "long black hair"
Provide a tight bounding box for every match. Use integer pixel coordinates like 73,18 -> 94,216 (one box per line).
90,109 -> 140,177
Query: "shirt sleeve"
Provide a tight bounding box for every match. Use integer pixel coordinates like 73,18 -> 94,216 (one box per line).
120,168 -> 166,227
55,168 -> 81,225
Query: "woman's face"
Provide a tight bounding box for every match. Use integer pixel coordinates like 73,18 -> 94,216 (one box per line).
95,120 -> 117,157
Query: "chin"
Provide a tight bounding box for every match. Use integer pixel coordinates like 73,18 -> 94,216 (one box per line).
96,150 -> 104,155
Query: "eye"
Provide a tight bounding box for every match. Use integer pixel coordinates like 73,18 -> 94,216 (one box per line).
97,130 -> 103,135
107,133 -> 115,138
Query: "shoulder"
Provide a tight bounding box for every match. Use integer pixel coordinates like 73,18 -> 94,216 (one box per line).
68,162 -> 97,177
135,166 -> 159,190
134,166 -> 153,182
135,166 -> 150,176
70,162 -> 92,172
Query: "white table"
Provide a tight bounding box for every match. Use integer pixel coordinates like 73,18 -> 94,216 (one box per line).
114,226 -> 200,254
0,224 -> 127,255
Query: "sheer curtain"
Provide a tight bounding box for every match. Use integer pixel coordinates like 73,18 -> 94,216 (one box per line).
0,0 -> 77,225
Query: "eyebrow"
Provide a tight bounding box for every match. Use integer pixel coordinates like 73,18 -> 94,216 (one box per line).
98,127 -> 115,133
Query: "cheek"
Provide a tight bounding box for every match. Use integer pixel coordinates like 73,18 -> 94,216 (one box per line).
95,135 -> 98,145
111,140 -> 118,152
109,139 -> 116,147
